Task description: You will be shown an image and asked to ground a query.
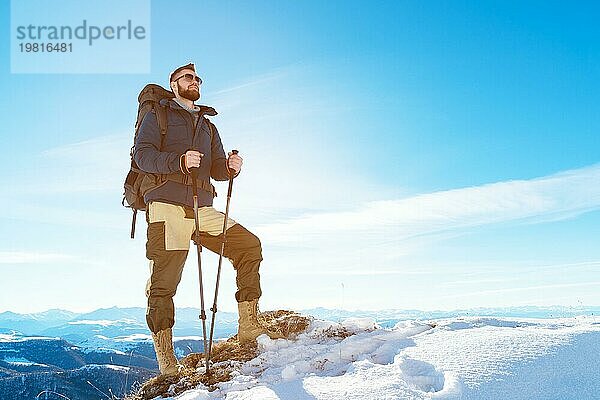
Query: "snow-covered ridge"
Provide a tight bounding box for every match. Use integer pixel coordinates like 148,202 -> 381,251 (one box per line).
161,315 -> 600,400
67,318 -> 139,326
113,333 -> 152,342
80,364 -> 131,372
3,356 -> 49,367
0,332 -> 60,342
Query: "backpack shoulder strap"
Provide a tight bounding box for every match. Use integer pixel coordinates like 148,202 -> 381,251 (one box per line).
155,103 -> 169,148
204,116 -> 214,142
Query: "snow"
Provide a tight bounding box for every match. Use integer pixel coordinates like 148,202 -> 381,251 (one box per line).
81,364 -> 130,372
77,332 -> 200,355
0,333 -> 59,342
114,333 -> 152,341
80,346 -> 128,355
76,333 -> 152,353
68,318 -> 137,326
157,315 -> 600,400
2,356 -> 49,367
0,333 -> 17,342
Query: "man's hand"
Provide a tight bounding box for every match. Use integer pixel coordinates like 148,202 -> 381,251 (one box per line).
227,151 -> 243,175
185,150 -> 203,169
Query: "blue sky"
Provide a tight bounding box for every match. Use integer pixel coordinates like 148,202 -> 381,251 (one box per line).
0,1 -> 599,314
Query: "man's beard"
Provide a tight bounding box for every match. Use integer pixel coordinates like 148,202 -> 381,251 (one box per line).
178,83 -> 200,101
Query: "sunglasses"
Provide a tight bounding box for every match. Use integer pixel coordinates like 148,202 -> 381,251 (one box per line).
175,73 -> 202,84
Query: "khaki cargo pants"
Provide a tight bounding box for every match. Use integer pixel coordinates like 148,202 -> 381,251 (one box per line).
144,201 -> 263,333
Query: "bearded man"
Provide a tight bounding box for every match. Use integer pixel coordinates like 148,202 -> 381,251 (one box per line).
134,63 -> 282,376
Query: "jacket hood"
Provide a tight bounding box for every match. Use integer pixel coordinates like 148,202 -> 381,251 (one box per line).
160,98 -> 218,117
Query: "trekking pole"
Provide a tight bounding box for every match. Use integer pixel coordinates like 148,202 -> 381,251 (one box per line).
190,166 -> 209,371
206,150 -> 238,375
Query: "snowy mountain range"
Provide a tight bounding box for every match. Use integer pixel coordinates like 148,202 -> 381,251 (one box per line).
0,306 -> 598,399
2,305 -> 596,337
0,307 -> 231,399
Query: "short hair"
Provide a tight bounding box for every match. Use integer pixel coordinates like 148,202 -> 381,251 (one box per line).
169,63 -> 196,82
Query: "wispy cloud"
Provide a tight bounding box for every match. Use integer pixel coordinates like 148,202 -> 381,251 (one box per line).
0,251 -> 73,264
256,163 -> 600,244
4,133 -> 130,196
211,69 -> 289,96
203,64 -> 398,224
441,281 -> 600,299
5,65 -> 390,216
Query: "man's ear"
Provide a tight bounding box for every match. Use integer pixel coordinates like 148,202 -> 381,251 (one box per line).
170,81 -> 178,95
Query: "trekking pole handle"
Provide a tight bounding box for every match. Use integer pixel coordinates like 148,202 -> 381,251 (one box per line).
227,150 -> 238,197
229,149 -> 239,169
189,152 -> 203,196
228,150 -> 239,173
190,157 -> 202,177
187,149 -> 203,177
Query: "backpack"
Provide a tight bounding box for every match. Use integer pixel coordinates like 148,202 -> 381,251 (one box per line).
122,84 -> 173,238
122,84 -> 218,238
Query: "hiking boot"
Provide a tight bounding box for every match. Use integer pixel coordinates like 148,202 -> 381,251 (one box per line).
151,328 -> 179,376
237,299 -> 284,344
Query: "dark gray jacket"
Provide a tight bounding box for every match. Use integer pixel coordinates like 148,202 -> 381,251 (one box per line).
133,99 -> 230,208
